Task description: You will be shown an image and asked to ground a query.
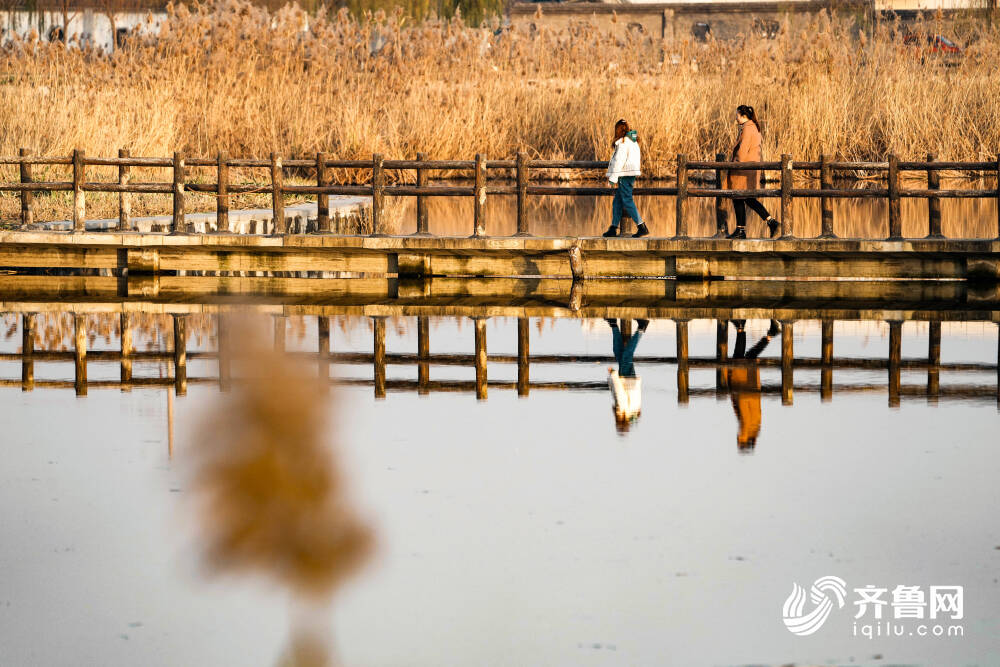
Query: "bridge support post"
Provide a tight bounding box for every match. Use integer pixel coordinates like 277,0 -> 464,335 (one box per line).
888,320 -> 902,407
270,152 -> 285,235
780,154 -> 794,238
473,153 -> 487,237
173,314 -> 187,396
517,317 -> 530,397
72,148 -> 85,232
676,319 -> 689,405
21,313 -> 35,392
118,148 -> 131,232
120,313 -> 132,391
171,151 -> 186,234
820,154 -> 835,238
19,148 -> 33,229
317,151 -> 330,233
927,321 -> 941,405
821,319 -> 834,402
714,152 -> 728,237
415,152 -> 429,236
217,151 -> 229,232
516,152 -> 530,236
888,153 -> 902,240
74,313 -> 87,396
781,320 -> 794,405
273,315 -> 286,352
674,154 -> 688,239
418,316 -> 430,394
373,316 -> 386,399
474,317 -> 487,400
927,154 -> 942,238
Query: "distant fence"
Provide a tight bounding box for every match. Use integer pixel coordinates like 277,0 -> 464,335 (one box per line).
6,149 -> 1000,240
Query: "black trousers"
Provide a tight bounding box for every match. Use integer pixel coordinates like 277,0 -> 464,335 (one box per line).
733,198 -> 771,228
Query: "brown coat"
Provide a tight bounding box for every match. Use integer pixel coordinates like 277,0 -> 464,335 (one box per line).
725,121 -> 762,191
722,364 -> 761,449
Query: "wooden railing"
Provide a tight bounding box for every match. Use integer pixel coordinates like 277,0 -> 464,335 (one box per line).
6,312 -> 999,407
6,149 -> 1000,239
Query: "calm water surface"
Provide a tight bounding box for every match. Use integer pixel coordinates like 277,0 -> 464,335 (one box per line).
1,314 -> 998,666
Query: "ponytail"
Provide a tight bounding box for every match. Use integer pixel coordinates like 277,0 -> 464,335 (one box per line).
736,104 -> 761,133
612,118 -> 629,147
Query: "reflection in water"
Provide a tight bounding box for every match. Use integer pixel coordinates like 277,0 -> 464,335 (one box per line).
187,316 -> 373,666
606,318 -> 647,433
723,320 -> 780,452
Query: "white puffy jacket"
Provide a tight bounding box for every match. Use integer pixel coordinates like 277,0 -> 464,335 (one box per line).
606,136 -> 641,184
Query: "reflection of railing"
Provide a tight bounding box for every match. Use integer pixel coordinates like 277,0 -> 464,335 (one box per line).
7,150 -> 1000,239
7,313 -> 999,407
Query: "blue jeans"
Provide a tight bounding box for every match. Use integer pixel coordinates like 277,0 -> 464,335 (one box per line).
610,322 -> 644,377
611,176 -> 644,228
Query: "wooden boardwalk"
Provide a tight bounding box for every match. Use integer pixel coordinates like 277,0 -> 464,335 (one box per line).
3,150 -> 999,280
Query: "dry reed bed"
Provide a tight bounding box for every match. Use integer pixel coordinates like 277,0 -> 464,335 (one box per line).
1,0 -> 998,169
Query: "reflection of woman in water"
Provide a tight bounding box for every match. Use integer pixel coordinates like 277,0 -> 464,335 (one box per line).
723,319 -> 780,452
606,318 -> 648,433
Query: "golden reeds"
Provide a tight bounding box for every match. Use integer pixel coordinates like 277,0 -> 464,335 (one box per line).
0,0 -> 997,177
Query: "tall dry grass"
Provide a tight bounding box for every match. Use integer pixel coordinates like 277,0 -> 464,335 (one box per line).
0,0 -> 998,177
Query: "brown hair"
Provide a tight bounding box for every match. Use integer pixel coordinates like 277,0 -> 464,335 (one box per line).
736,105 -> 761,132
612,118 -> 629,146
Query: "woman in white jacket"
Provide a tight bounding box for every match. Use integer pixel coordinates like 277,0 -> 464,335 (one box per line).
604,119 -> 649,238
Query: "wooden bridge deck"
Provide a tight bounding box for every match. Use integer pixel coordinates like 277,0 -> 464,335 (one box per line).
2,231 -> 1000,280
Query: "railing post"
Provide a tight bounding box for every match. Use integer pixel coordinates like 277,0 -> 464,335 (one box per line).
714,151 -> 728,237
926,153 -> 942,238
779,154 -> 793,238
820,153 -> 835,238
417,316 -> 430,394
674,153 -> 688,239
271,152 -> 285,235
995,153 -> 1000,240
517,317 -> 529,397
72,148 -> 85,232
821,319 -> 834,402
171,151 -> 185,234
474,317 -> 487,400
888,320 -> 902,407
316,151 -> 330,233
19,148 -> 33,228
715,319 -> 728,397
373,316 -> 386,399
21,313 -> 35,392
887,153 -> 901,240
74,313 -> 87,396
120,312 -> 132,391
117,148 -> 131,232
781,320 -> 793,405
473,153 -> 486,237
173,314 -> 187,396
217,151 -> 229,232
516,152 -> 530,236
927,320 -> 941,405
415,152 -> 429,236
371,153 -> 385,236
676,319 -> 689,404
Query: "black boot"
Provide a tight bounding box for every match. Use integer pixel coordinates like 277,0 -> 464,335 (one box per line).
726,226 -> 746,239
767,319 -> 781,337
766,217 -> 781,239
603,225 -> 619,238
632,223 -> 650,238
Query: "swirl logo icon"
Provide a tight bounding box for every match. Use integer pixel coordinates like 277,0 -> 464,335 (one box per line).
782,575 -> 848,636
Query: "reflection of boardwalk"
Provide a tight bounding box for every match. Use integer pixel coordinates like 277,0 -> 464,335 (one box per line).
4,310 -> 998,407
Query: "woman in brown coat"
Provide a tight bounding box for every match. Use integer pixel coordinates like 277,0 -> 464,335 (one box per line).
725,105 -> 780,239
